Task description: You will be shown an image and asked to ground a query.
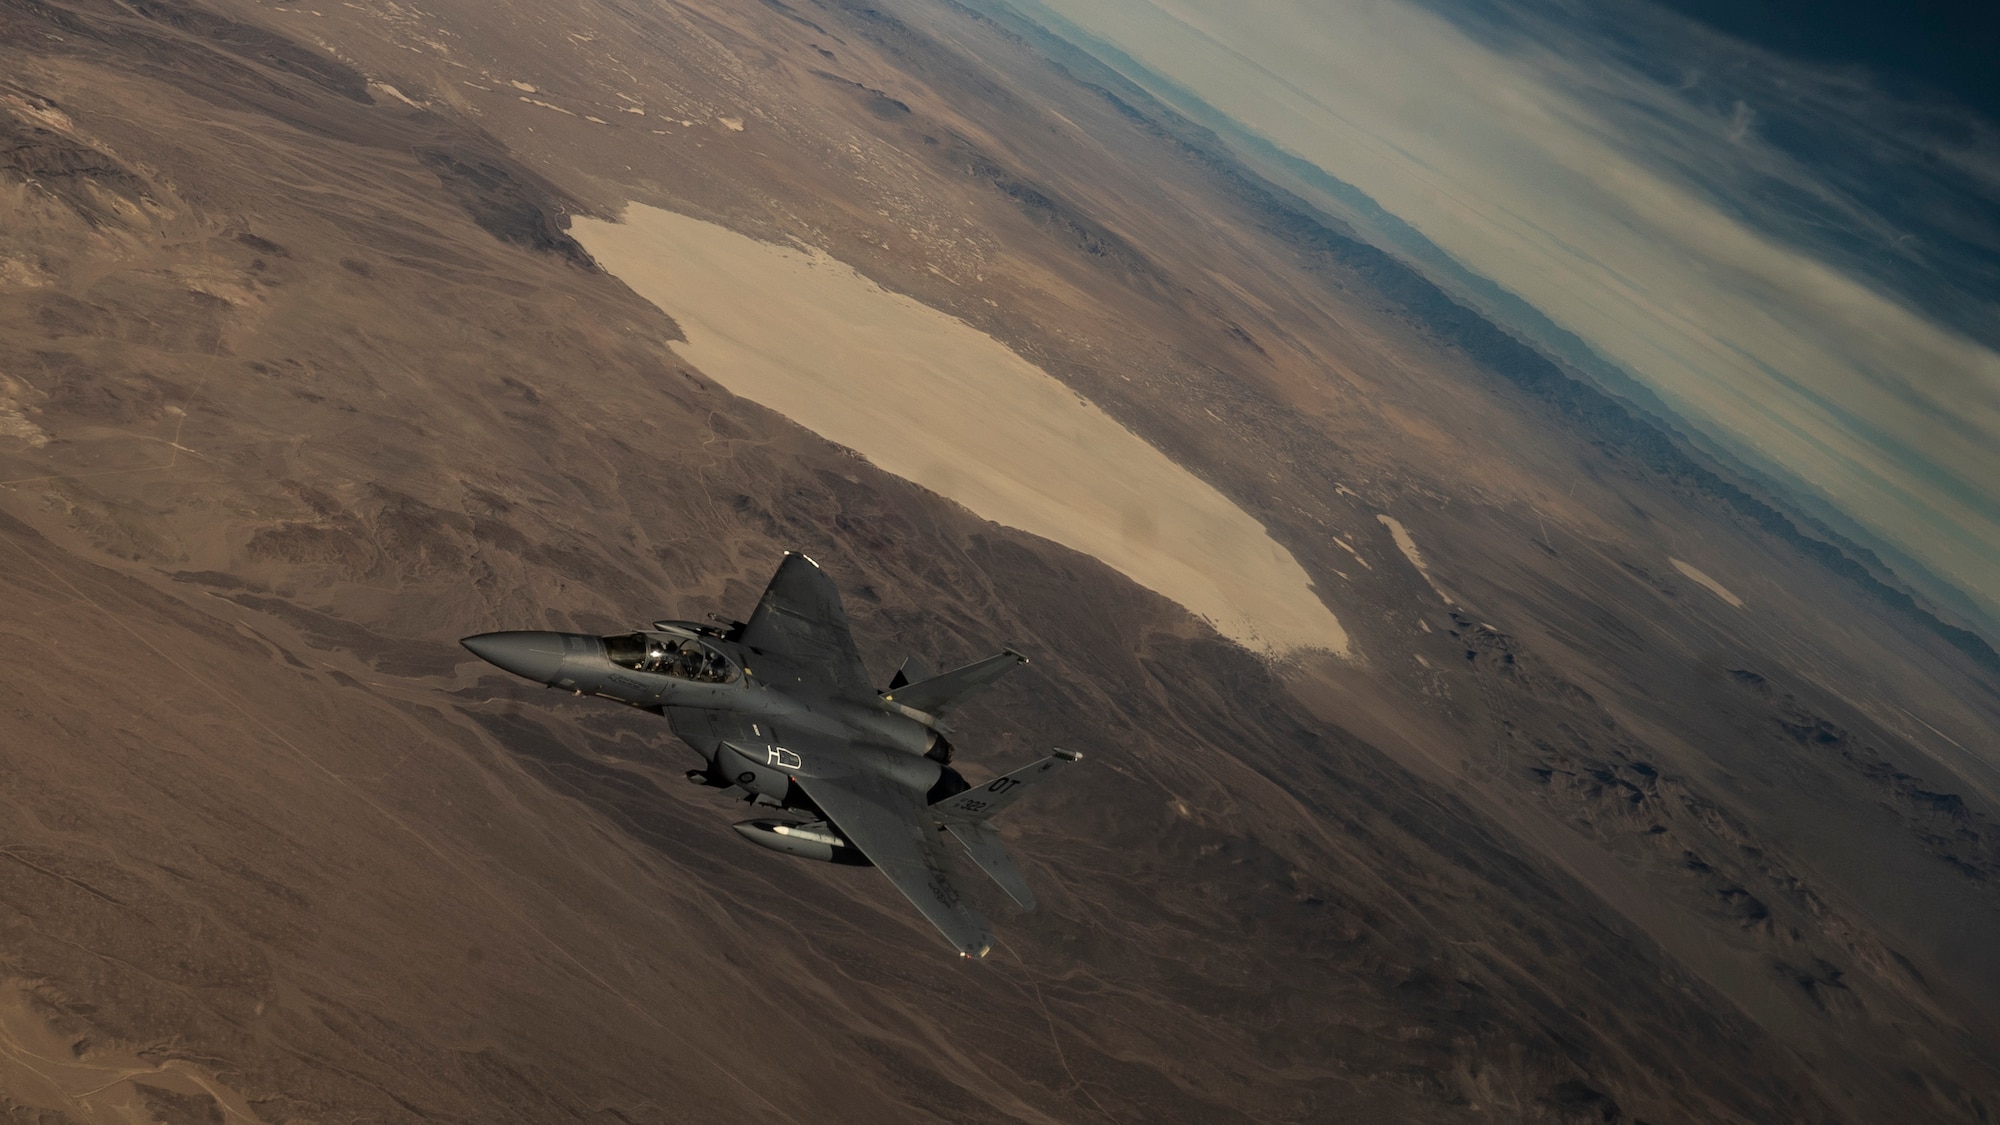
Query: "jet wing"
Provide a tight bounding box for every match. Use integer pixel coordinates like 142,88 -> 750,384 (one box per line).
943,821 -> 1036,909
738,553 -> 873,697
791,769 -> 995,957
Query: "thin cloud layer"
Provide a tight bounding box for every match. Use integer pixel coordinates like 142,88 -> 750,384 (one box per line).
1432,0 -> 2000,352
1022,0 -> 2000,634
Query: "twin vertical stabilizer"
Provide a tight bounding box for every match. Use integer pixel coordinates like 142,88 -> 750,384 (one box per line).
883,650 -> 1029,716
930,749 -> 1082,909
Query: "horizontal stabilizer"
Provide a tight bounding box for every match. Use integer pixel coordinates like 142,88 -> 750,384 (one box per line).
946,821 -> 1035,908
931,748 -> 1080,823
882,649 -> 1028,715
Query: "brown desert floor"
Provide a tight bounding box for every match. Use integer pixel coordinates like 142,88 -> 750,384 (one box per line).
0,0 -> 1995,1121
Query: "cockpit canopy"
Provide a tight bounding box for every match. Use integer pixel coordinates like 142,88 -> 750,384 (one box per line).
603,632 -> 738,683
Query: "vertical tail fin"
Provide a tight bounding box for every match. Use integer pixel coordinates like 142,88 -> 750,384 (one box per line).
882,650 -> 1028,715
887,655 -> 934,691
930,747 -> 1079,822
931,749 -> 1081,910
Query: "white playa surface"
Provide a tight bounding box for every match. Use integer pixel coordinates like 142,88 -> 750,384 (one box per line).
1670,558 -> 1745,607
1377,514 -> 1454,605
572,205 -> 1348,655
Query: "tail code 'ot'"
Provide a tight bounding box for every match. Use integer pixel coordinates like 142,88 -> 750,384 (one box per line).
929,748 -> 1080,823
928,749 -> 1082,909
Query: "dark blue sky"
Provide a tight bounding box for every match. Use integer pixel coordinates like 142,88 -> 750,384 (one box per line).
1423,0 -> 2000,352
1653,0 -> 2000,124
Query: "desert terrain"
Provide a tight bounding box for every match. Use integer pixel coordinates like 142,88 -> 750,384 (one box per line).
569,203 -> 1346,654
0,0 -> 1996,1121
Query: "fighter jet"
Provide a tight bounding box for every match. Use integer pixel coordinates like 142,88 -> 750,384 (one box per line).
461,552 -> 1078,958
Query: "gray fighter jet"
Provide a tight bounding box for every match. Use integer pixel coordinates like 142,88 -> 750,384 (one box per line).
461,552 -> 1078,958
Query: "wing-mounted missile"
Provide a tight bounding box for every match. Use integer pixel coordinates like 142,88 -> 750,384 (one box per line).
732,819 -> 870,865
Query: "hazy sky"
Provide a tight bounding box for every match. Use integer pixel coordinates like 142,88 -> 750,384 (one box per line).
1020,0 -> 2000,634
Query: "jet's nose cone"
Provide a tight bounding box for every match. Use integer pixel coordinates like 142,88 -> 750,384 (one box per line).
461,631 -> 569,684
